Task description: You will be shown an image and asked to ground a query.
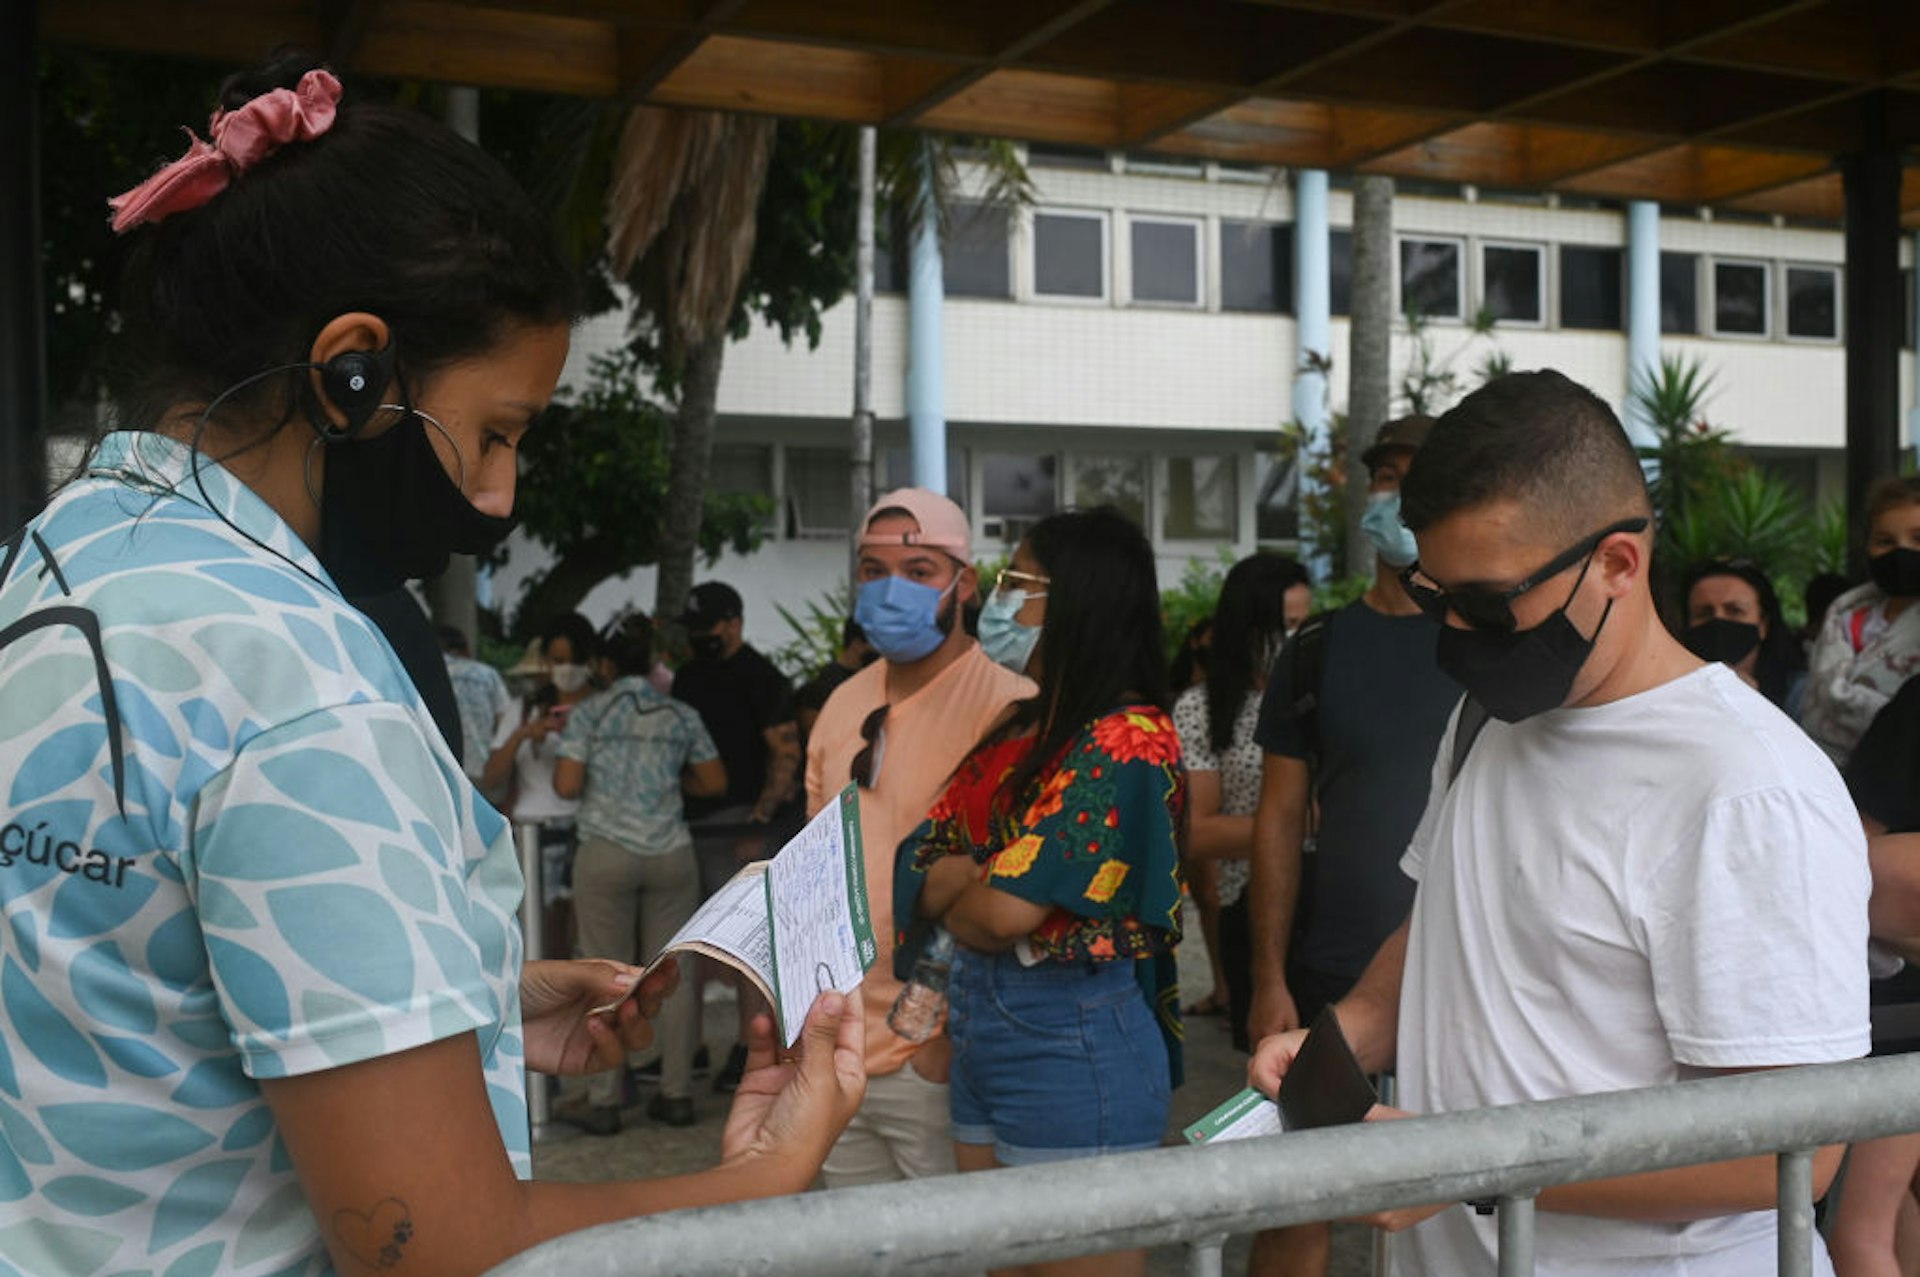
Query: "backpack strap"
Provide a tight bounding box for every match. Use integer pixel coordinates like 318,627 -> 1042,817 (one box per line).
1448,697 -> 1491,788
1284,612 -> 1333,768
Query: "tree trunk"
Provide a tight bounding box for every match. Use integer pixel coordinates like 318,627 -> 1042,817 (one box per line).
514,537 -> 625,642
1346,175 -> 1395,577
654,331 -> 727,625
424,557 -> 479,650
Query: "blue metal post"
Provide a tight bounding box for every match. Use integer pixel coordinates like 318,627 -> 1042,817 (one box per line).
1293,169 -> 1331,575
906,154 -> 947,495
1624,200 -> 1661,454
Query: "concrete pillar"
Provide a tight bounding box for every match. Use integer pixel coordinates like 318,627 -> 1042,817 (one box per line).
1624,200 -> 1661,454
0,0 -> 47,533
906,148 -> 947,494
1292,169 -> 1331,575
1842,95 -> 1902,574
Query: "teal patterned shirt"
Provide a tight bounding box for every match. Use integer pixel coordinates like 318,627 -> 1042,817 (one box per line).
0,432 -> 528,1276
558,677 -> 718,854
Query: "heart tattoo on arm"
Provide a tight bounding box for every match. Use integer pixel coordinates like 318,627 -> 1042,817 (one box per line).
333,1197 -> 415,1270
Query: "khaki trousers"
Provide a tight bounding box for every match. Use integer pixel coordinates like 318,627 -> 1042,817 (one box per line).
571,834 -> 700,1104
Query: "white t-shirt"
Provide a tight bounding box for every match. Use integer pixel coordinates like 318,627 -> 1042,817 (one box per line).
492,702 -> 580,823
1396,663 -> 1869,1277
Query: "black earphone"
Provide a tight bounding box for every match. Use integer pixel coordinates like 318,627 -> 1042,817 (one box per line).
316,344 -> 398,441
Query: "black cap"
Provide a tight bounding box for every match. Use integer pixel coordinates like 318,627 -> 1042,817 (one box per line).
678,582 -> 743,629
1361,414 -> 1436,470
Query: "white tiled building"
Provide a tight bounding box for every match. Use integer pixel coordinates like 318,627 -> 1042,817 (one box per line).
493,151 -> 1919,651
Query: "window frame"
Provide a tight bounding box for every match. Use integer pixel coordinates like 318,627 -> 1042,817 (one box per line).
1126,213 -> 1205,309
1030,207 -> 1111,304
1782,261 -> 1842,344
1160,453 -> 1241,545
943,200 -> 1015,301
1708,255 -> 1772,340
1556,243 -> 1624,332
1396,233 -> 1467,323
1478,239 -> 1548,329
1064,451 -> 1151,528
1219,218 -> 1291,315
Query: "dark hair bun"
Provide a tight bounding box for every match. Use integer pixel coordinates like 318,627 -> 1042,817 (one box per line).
216,46 -> 331,113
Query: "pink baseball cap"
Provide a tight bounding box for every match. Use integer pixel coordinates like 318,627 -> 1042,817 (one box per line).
858,488 -> 972,561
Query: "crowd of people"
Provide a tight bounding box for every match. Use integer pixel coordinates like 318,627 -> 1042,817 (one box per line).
5,47 -> 1920,1277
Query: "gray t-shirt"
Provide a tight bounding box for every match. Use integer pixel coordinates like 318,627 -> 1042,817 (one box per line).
1255,600 -> 1459,979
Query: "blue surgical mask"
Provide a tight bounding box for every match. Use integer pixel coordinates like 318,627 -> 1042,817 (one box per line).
853,575 -> 955,664
978,589 -> 1042,674
1361,491 -> 1419,568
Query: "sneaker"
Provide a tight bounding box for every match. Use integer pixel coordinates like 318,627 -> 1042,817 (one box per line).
712,1043 -> 748,1094
647,1094 -> 697,1127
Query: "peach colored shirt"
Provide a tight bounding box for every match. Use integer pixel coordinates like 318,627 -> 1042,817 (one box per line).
806,642 -> 1033,1076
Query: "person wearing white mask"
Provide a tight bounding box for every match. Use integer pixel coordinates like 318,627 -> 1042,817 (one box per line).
483,612 -> 599,961
1241,415 -> 1460,1277
805,490 -> 1034,1189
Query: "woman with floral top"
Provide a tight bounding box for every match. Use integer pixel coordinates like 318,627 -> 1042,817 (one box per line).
898,507 -> 1184,1277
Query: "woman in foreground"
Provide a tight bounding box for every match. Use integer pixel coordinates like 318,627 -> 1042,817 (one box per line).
0,52 -> 860,1276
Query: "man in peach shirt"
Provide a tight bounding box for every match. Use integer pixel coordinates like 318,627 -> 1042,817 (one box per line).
806,489 -> 1034,1188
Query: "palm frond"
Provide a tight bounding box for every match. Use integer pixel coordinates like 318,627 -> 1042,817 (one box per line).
608,108 -> 777,359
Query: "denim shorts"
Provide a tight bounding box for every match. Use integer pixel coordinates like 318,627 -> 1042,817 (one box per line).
947,948 -> 1172,1167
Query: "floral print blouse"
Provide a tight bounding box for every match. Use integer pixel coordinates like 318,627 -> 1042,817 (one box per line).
894,704 -> 1187,1077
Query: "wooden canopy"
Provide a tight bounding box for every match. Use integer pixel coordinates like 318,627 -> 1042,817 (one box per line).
39,0 -> 1920,225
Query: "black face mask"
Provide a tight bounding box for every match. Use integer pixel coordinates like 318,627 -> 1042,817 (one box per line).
318,411 -> 516,597
1434,551 -> 1612,724
1869,546 -> 1920,599
1684,618 -> 1761,667
689,634 -> 727,662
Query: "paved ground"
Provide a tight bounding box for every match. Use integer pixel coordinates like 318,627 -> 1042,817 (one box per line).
533,904 -> 1375,1276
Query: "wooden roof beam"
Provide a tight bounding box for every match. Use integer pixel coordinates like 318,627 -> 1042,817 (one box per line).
352,1 -> 618,97
616,0 -> 743,101
882,0 -> 1115,128
1150,99 -> 1457,170
40,0 -> 324,68
1552,142 -> 1830,204
322,0 -> 382,73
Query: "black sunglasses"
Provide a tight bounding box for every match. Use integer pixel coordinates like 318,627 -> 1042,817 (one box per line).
1399,517 -> 1649,632
850,703 -> 889,789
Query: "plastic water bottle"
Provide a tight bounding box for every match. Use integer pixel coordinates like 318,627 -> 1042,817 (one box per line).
887,928 -> 956,1044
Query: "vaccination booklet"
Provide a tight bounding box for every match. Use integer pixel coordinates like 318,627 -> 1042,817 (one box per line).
1183,1007 -> 1378,1144
591,784 -> 876,1046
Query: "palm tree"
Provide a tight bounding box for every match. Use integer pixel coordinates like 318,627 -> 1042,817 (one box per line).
605,108 -> 779,623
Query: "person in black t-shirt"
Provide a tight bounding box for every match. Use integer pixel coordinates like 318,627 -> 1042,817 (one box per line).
794,617 -> 875,745
1243,416 -> 1459,1277
671,581 -> 801,1090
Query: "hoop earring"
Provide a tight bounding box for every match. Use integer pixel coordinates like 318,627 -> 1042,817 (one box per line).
304,435 -> 326,510
375,404 -> 468,493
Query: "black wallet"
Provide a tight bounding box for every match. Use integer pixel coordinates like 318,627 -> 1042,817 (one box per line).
1276,1006 -> 1378,1131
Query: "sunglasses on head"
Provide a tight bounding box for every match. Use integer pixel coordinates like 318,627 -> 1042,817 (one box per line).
1398,517 -> 1649,633
849,703 -> 888,789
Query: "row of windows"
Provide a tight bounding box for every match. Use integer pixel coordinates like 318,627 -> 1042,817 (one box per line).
709,442 -> 1242,546
879,204 -> 1859,344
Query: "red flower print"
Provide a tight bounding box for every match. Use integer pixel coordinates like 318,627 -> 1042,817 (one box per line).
1091,708 -> 1182,767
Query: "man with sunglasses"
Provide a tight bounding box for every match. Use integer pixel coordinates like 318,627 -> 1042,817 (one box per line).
803,490 -> 1034,1190
1252,371 -> 1869,1277
1244,414 -> 1461,1277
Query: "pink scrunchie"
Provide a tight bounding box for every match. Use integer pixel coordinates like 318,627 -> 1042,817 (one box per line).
107,69 -> 343,233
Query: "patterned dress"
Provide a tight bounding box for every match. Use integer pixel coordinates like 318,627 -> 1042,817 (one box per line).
894,704 -> 1187,1080
0,432 -> 527,1275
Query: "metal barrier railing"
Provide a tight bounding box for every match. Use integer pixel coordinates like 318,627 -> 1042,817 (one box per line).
488,1052 -> 1920,1277
513,823 -> 549,1140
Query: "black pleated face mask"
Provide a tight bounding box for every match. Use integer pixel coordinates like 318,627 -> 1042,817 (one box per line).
318,409 -> 516,597
1683,617 -> 1761,667
1869,546 -> 1920,600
